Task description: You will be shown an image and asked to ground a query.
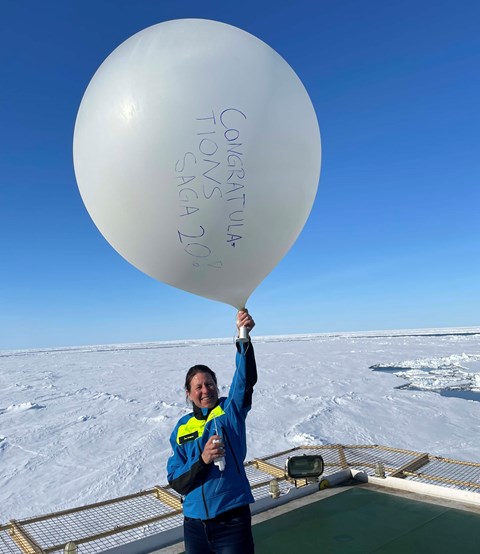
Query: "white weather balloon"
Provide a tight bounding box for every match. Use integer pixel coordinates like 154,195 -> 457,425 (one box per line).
73,19 -> 321,309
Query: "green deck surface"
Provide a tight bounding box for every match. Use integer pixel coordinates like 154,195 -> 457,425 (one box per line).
253,487 -> 480,553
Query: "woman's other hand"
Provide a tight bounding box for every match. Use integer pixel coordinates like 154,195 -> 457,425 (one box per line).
201,435 -> 225,465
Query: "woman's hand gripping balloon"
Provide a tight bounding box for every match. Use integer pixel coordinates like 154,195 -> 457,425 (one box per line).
237,310 -> 255,342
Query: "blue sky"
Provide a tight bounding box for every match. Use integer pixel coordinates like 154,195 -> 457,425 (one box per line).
1,0 -> 479,349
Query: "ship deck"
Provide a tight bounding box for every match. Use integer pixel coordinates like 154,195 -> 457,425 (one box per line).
251,484 -> 480,553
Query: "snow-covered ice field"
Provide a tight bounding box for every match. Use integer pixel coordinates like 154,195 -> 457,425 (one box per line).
1,328 -> 480,522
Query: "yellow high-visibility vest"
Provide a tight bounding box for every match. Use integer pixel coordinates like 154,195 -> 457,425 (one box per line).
176,405 -> 225,445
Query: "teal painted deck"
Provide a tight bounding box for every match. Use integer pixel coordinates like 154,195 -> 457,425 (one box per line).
253,487 -> 480,553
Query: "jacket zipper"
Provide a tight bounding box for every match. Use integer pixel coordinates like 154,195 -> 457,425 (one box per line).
201,483 -> 209,519
223,429 -> 241,474
197,442 -> 209,519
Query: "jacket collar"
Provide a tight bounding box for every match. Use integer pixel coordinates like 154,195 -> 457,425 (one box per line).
193,401 -> 219,420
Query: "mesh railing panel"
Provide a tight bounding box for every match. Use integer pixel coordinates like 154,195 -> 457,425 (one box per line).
404,457 -> 480,491
0,531 -> 22,554
343,445 -> 420,475
2,445 -> 480,554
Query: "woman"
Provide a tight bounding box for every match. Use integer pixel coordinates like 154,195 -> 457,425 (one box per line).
167,310 -> 257,554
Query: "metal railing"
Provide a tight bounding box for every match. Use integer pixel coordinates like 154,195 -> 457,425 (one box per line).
2,444 -> 480,554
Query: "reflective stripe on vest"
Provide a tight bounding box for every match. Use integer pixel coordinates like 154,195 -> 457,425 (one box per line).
176,404 -> 225,445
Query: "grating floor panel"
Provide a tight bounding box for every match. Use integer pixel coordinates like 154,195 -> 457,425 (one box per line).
2,445 -> 480,554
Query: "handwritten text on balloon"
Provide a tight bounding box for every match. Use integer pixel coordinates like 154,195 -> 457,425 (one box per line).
175,108 -> 247,269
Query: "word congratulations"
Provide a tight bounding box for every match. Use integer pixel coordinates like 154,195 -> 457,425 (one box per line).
175,108 -> 247,267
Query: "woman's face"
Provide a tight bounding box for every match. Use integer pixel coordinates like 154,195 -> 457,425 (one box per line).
187,371 -> 218,409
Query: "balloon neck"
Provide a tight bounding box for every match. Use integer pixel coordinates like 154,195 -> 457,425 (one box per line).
237,326 -> 249,343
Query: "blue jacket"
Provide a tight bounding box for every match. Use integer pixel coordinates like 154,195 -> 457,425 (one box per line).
167,340 -> 257,519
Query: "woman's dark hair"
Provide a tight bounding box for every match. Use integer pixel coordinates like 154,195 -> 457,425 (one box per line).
185,365 -> 218,392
